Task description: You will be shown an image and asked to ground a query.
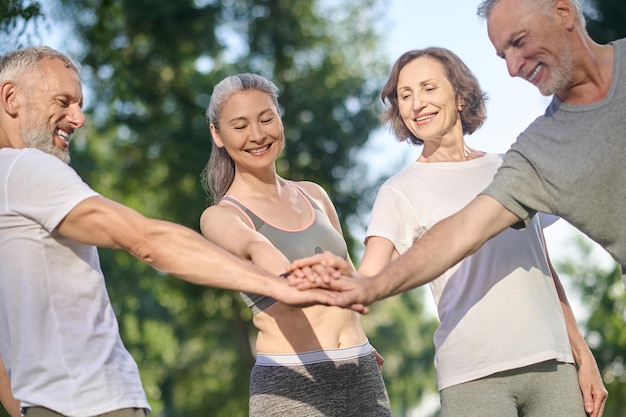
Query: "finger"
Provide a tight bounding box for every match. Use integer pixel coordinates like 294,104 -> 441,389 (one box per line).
309,263 -> 338,283
288,253 -> 328,270
348,303 -> 368,314
593,389 -> 608,417
301,266 -> 318,283
586,390 -> 605,417
287,277 -> 314,289
582,387 -> 593,415
289,265 -> 317,282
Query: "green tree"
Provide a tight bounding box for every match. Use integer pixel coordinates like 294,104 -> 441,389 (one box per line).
555,237 -> 626,417
576,5 -> 626,415
0,1 -> 438,416
12,0 -> 626,415
362,290 -> 440,417
0,0 -> 43,53
0,0 -> 406,416
585,0 -> 626,43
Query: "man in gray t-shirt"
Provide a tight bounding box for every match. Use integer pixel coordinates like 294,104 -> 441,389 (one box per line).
294,0 -> 624,317
288,3 -> 615,415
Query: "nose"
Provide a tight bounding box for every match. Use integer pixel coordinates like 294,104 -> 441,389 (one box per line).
67,103 -> 85,129
411,93 -> 427,115
505,51 -> 523,78
248,122 -> 266,142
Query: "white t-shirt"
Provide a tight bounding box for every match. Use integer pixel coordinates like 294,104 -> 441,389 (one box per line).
366,152 -> 574,390
0,148 -> 149,416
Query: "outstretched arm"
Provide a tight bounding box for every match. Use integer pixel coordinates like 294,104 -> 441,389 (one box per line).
547,254 -> 607,417
289,195 -> 519,306
0,357 -> 19,417
56,196 -> 345,308
358,237 -> 399,277
366,195 -> 519,300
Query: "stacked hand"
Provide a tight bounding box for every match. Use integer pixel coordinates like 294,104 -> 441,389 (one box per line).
284,251 -> 375,314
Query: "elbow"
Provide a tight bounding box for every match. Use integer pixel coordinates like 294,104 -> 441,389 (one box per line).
131,240 -> 158,265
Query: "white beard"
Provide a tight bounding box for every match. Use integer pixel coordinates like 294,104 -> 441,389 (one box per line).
21,125 -> 70,164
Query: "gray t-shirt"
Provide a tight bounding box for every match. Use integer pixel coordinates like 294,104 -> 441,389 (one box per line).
482,38 -> 626,269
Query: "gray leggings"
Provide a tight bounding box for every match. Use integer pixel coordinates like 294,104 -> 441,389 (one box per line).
249,352 -> 391,417
21,408 -> 148,417
440,360 -> 586,417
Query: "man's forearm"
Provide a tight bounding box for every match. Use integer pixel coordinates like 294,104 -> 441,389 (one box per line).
139,222 -> 283,293
371,195 -> 515,300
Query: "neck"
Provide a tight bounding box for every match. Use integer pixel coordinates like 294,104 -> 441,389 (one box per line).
557,40 -> 614,104
418,141 -> 485,163
0,121 -> 25,149
230,170 -> 284,199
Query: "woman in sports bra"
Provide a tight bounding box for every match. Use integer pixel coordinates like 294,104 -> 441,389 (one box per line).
199,73 -> 391,417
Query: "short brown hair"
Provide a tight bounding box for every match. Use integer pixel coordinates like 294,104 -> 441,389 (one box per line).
380,47 -> 487,145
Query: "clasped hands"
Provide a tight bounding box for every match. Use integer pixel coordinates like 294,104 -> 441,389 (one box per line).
284,251 -> 374,314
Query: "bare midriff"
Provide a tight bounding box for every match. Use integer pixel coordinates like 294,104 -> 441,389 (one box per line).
253,303 -> 367,354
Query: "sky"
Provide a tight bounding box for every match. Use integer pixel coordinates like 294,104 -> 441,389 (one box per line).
361,0 -> 615,293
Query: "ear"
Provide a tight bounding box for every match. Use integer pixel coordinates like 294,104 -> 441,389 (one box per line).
554,0 -> 577,30
209,123 -> 224,148
0,81 -> 20,117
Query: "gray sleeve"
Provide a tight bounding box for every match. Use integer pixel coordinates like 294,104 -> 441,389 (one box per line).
480,148 -> 555,229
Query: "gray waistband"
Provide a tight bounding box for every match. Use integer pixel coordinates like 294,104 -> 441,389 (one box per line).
255,340 -> 372,366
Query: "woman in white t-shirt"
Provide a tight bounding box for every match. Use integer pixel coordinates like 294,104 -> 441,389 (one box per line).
359,47 -> 603,417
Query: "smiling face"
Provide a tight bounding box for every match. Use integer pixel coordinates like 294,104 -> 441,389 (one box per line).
19,57 -> 85,164
396,56 -> 463,146
210,89 -> 284,172
487,0 -> 575,96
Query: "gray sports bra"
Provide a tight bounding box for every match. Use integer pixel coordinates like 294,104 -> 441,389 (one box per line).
220,184 -> 348,314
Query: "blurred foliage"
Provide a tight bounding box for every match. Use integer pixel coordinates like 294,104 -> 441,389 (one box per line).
578,12 -> 626,416
0,0 -> 43,52
584,0 -> 626,43
362,290 -> 440,417
3,0 -> 437,415
555,237 -> 626,417
2,0 -> 625,416
53,0 -> 394,415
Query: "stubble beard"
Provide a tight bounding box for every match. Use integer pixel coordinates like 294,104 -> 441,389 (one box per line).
537,43 -> 574,96
21,125 -> 71,164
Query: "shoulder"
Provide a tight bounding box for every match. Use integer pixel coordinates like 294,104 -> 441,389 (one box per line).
201,202 -> 245,225
291,180 -> 343,226
200,202 -> 253,237
379,166 -> 419,191
292,180 -> 336,212
292,180 -> 329,200
6,148 -> 69,171
4,148 -> 97,203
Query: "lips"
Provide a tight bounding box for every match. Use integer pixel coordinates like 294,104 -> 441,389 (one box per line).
526,63 -> 542,83
247,144 -> 271,154
55,128 -> 71,148
414,113 -> 436,123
